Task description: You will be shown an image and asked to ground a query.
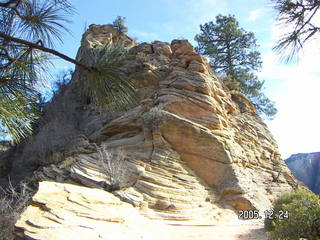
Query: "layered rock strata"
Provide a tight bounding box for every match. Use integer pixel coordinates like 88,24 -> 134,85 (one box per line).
15,181 -> 170,240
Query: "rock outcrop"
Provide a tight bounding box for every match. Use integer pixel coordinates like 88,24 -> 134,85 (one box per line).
286,152 -> 320,194
0,25 -> 297,239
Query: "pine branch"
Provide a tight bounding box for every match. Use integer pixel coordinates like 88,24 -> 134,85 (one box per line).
0,0 -> 21,8
0,31 -> 94,72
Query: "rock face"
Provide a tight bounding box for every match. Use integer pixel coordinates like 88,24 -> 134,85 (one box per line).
0,25 -> 297,239
286,152 -> 320,194
15,181 -> 170,240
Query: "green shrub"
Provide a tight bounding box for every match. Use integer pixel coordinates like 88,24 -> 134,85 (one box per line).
265,188 -> 320,240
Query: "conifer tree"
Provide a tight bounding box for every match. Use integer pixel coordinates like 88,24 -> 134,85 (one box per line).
0,0 -> 75,141
195,14 -> 277,119
0,0 -> 135,142
112,16 -> 128,33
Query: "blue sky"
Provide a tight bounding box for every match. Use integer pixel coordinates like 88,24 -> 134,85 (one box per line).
49,0 -> 320,159
54,0 -> 275,60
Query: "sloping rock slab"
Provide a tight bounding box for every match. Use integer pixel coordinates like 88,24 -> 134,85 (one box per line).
15,181 -> 169,240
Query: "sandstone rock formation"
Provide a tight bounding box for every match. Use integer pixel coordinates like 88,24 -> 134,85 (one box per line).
286,152 -> 320,194
0,25 -> 297,239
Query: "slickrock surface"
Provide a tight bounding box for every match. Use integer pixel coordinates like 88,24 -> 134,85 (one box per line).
0,25 -> 297,239
15,181 -> 170,240
15,181 -> 267,240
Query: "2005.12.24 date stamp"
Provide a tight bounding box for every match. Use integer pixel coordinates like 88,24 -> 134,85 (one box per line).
238,210 -> 289,220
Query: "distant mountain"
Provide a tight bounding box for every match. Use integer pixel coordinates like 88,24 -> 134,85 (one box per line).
286,152 -> 320,194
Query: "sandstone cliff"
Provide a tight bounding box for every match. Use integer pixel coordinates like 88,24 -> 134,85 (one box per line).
0,25 -> 296,239
286,152 -> 320,194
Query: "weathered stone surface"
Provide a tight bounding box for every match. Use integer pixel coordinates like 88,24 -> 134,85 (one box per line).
0,25 -> 297,238
81,24 -> 134,48
286,152 -> 320,194
152,41 -> 172,57
15,181 -> 169,240
73,26 -> 296,211
14,183 -> 266,240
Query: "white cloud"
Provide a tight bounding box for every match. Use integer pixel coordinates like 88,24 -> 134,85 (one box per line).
247,9 -> 263,22
261,24 -> 320,159
130,30 -> 160,42
265,73 -> 320,159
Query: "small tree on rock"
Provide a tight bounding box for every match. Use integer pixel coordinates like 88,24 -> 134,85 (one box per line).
112,16 -> 128,33
195,14 -> 277,119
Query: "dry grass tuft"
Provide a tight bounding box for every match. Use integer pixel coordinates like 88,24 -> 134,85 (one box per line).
96,145 -> 128,191
0,181 -> 33,240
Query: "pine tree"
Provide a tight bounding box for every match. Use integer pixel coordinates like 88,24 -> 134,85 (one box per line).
195,14 -> 277,119
0,1 -> 135,142
0,0 -> 74,142
272,0 -> 320,62
112,16 -> 128,33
